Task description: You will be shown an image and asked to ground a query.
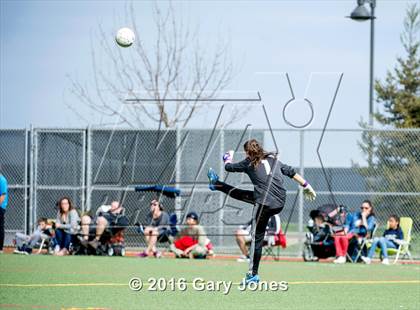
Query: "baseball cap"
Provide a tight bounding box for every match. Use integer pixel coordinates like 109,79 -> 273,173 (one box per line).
186,211 -> 199,222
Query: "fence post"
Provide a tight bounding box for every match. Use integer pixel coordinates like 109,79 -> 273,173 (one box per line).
23,128 -> 29,234
28,125 -> 35,233
80,129 -> 87,213
175,127 -> 182,219
298,130 -> 305,245
85,126 -> 92,212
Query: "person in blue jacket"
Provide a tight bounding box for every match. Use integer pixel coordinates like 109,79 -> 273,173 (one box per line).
333,200 -> 376,264
362,214 -> 403,265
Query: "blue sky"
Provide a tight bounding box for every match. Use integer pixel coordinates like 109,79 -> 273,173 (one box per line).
0,0 -> 415,131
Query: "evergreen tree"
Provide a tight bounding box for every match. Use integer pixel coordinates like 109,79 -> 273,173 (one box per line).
374,4 -> 420,127
359,4 -> 420,223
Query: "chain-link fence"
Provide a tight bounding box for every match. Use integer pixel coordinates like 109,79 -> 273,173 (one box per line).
0,129 -> 28,247
0,128 -> 419,257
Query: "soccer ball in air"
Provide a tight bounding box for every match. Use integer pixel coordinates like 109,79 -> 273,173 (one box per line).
115,27 -> 135,48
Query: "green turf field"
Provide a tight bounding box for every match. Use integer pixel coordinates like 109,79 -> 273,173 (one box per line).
0,254 -> 419,310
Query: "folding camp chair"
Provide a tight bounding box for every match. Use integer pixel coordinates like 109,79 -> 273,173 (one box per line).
352,225 -> 378,263
346,225 -> 377,263
262,228 -> 286,261
35,234 -> 51,254
378,217 -> 413,264
263,237 -> 281,261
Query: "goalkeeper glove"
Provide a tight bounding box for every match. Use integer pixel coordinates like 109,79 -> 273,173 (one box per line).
303,181 -> 316,201
223,150 -> 234,164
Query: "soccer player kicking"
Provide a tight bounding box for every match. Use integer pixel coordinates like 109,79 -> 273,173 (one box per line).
207,139 -> 316,284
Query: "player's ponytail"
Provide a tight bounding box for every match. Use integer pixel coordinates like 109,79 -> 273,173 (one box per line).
244,139 -> 266,168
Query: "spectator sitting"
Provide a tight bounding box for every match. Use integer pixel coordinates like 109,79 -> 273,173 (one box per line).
14,218 -> 53,255
79,201 -> 128,250
361,214 -> 404,265
235,214 -> 283,262
235,220 -> 253,262
137,199 -> 170,258
53,197 -> 80,256
170,211 -> 214,259
333,200 -> 376,264
306,213 -> 335,260
312,214 -> 332,243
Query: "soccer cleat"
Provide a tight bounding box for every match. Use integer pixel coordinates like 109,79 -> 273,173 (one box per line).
244,272 -> 260,284
207,168 -> 219,191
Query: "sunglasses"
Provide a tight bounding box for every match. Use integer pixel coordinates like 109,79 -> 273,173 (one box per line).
360,207 -> 370,210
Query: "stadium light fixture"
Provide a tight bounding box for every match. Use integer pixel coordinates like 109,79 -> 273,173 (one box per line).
350,0 -> 373,21
347,0 -> 376,127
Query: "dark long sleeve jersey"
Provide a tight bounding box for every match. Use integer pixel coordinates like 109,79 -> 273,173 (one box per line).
225,155 -> 296,209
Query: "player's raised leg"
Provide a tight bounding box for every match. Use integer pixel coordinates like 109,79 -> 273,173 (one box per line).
207,168 -> 254,204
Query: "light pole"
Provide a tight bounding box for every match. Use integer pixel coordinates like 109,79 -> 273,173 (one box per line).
349,0 -> 376,127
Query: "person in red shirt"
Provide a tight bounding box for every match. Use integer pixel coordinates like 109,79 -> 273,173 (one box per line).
170,212 -> 213,259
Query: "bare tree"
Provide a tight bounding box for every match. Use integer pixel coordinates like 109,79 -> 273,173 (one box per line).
68,2 -> 237,128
